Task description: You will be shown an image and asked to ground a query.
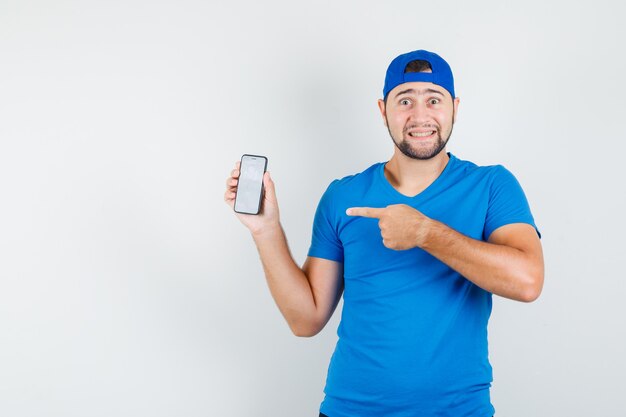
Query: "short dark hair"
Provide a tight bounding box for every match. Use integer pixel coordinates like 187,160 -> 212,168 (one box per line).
384,60 -> 432,104
404,60 -> 432,73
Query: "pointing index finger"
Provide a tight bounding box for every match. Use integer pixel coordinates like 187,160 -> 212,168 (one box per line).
346,207 -> 384,218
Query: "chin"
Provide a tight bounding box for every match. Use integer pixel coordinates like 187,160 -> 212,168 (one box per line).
399,141 -> 446,161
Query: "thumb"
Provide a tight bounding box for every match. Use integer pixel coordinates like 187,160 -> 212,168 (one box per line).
263,171 -> 277,200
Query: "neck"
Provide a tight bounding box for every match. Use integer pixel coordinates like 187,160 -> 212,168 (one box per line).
384,149 -> 450,196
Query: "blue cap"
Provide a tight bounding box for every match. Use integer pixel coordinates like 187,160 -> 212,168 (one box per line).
383,50 -> 455,99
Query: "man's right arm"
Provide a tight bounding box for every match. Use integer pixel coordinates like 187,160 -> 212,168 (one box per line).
225,162 -> 343,337
252,225 -> 344,337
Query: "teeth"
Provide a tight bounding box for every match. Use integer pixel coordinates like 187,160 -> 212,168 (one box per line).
409,131 -> 435,137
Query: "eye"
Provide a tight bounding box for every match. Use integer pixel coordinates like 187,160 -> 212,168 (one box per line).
428,98 -> 440,105
400,98 -> 411,105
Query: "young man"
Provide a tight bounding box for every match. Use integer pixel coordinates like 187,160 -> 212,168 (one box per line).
224,49 -> 544,417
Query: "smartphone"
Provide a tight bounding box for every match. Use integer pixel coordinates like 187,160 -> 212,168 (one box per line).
234,154 -> 268,215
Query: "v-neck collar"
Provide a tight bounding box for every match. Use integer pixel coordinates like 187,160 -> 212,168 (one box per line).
377,152 -> 457,201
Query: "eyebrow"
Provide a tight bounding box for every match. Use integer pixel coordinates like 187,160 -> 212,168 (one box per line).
394,88 -> 445,98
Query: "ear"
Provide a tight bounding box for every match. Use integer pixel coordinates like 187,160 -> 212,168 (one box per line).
377,99 -> 387,126
452,97 -> 460,123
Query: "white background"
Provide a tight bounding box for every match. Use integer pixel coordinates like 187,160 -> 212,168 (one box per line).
1,0 -> 625,416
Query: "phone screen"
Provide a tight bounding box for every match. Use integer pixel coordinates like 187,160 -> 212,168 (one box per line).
234,154 -> 267,215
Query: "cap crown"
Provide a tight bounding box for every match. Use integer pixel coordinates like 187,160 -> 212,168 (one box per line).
383,50 -> 455,99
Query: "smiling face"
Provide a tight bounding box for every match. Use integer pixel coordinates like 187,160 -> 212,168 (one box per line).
378,80 -> 460,160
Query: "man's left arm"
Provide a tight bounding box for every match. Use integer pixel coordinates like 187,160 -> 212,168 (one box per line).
347,205 -> 544,302
421,218 -> 544,302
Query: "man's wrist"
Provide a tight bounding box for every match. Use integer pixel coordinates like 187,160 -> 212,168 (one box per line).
415,216 -> 438,249
250,222 -> 283,241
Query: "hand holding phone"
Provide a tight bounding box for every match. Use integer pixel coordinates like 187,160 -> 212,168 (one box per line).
225,155 -> 281,234
233,154 -> 268,215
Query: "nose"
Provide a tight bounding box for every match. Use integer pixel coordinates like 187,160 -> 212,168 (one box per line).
408,100 -> 430,123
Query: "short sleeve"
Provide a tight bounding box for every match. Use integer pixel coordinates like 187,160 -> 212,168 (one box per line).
483,165 -> 541,241
307,181 -> 344,263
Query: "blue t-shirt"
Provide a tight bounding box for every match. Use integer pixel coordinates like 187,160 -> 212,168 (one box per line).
308,153 -> 539,417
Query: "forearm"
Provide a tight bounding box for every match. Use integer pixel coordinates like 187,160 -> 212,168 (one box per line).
420,220 -> 541,302
251,224 -> 318,334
